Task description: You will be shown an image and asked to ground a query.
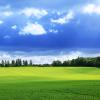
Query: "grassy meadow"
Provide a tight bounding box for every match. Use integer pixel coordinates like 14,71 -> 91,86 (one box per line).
0,67 -> 100,100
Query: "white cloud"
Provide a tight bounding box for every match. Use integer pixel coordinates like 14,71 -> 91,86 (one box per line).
21,8 -> 48,18
82,4 -> 100,14
0,20 -> 3,24
51,10 -> 63,16
2,11 -> 13,17
0,51 -> 100,64
0,51 -> 81,64
51,11 -> 74,24
49,29 -> 58,33
0,5 -> 13,17
11,25 -> 17,30
19,22 -> 46,35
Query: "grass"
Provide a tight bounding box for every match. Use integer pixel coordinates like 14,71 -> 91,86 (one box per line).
0,67 -> 100,100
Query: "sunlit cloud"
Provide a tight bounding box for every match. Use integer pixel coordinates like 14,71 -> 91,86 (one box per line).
49,29 -> 58,34
11,25 -> 17,30
51,11 -> 74,24
19,22 -> 47,35
0,20 -> 3,24
20,8 -> 48,18
3,11 -> 13,17
0,5 -> 13,17
82,4 -> 100,14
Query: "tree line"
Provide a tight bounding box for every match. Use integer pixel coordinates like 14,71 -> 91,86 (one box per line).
52,57 -> 100,68
0,57 -> 100,67
0,59 -> 33,67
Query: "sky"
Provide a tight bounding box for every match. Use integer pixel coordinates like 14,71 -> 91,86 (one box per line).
0,0 -> 100,64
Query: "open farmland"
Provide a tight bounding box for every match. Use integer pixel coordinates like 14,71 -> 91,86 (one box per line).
0,67 -> 100,100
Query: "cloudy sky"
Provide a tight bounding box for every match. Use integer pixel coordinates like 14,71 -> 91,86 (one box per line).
0,0 -> 100,64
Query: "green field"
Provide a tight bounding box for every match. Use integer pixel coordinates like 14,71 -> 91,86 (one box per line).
0,67 -> 100,100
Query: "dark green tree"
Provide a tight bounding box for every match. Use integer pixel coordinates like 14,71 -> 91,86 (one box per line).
63,61 -> 70,66
11,60 -> 16,67
5,60 -> 10,67
23,60 -> 28,66
52,60 -> 62,66
15,59 -> 22,66
1,60 -> 5,67
29,60 -> 33,66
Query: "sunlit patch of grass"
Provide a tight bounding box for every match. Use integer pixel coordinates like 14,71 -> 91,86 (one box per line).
0,67 -> 100,81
